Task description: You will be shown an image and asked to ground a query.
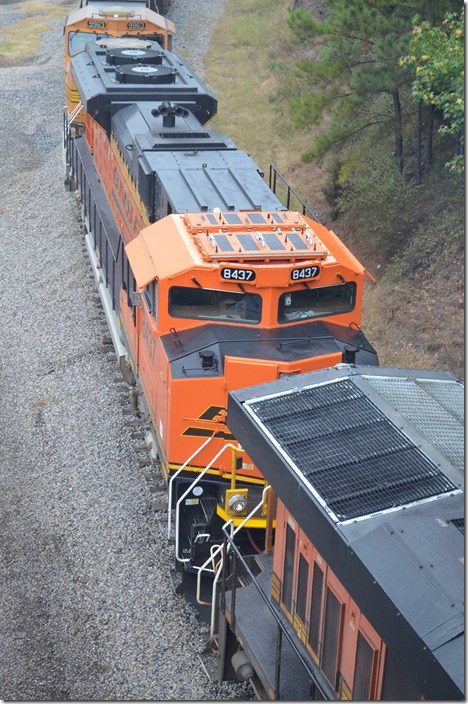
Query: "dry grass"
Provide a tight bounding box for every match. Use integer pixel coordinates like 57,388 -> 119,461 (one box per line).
362,276 -> 464,379
205,0 -> 327,211
350,190 -> 465,380
0,1 -> 69,63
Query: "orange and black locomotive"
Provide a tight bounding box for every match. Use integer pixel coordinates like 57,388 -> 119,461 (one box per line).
63,28 -> 378,572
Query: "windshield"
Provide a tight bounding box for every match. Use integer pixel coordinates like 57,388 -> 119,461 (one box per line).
278,282 -> 356,323
68,31 -> 112,57
169,286 -> 262,324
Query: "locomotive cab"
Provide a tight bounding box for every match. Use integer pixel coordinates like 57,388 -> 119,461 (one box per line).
126,210 -> 373,335
64,7 -> 175,129
123,210 -> 378,570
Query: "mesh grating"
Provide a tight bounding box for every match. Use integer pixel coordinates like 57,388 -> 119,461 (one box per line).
451,518 -> 464,535
250,379 -> 362,421
366,377 -> 464,471
417,380 -> 464,422
256,396 -> 386,447
250,379 -> 457,521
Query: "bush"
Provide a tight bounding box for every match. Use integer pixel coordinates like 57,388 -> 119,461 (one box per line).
336,157 -> 418,254
322,159 -> 343,219
391,200 -> 464,279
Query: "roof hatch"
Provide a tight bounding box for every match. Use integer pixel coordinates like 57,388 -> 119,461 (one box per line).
183,211 -> 328,262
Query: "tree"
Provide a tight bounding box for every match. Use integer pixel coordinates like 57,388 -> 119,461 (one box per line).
400,8 -> 464,173
287,1 -> 418,171
286,0 -> 460,174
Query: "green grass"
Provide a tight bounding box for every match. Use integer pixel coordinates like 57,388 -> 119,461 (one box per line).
206,1 -> 307,169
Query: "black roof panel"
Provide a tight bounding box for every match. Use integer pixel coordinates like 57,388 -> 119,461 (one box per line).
248,378 -> 457,521
227,365 -> 464,698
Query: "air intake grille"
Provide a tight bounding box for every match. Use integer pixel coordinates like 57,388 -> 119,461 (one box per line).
366,377 -> 464,471
451,518 -> 464,535
249,379 -> 457,521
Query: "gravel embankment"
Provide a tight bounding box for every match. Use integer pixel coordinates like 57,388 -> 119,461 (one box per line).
0,0 -> 249,699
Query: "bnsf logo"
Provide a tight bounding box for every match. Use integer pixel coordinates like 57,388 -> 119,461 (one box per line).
112,166 -> 142,239
141,313 -> 157,364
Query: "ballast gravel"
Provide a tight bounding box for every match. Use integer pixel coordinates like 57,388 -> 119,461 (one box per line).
0,0 -> 251,700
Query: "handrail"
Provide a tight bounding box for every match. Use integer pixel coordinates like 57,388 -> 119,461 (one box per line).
63,103 -> 83,154
269,164 -> 321,223
195,485 -> 272,644
221,524 -> 330,700
64,102 -> 83,132
69,102 -> 83,123
167,434 -> 215,540
208,548 -> 224,647
174,443 -> 239,564
195,484 -> 272,601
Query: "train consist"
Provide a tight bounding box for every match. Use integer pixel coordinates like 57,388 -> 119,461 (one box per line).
219,365 -> 464,700
63,18 -> 378,574
63,2 -> 463,699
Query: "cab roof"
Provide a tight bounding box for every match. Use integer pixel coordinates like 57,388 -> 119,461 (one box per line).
66,4 -> 176,34
125,211 -> 370,288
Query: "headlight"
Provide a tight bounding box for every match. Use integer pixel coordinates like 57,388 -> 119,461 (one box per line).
226,490 -> 248,515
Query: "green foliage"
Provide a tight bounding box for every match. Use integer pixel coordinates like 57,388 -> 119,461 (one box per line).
267,50 -> 287,73
290,91 -> 330,128
335,156 -> 418,253
401,8 -> 464,172
295,57 -> 343,81
283,0 -> 462,183
267,59 -> 286,72
284,0 -> 417,174
286,8 -> 324,41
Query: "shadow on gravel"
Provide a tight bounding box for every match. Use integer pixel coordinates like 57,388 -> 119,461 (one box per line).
0,56 -> 32,68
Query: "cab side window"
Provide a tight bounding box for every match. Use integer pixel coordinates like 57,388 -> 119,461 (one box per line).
143,281 -> 158,323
